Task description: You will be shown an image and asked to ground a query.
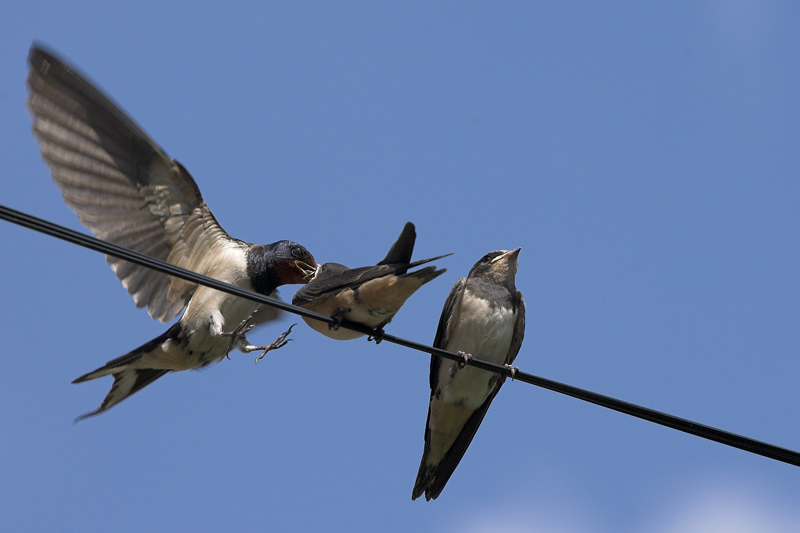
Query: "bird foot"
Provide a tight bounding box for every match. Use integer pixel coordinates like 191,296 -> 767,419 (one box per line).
328,307 -> 351,331
504,363 -> 519,380
457,351 -> 473,369
213,314 -> 257,359
368,328 -> 386,344
252,323 -> 297,363
215,315 -> 256,338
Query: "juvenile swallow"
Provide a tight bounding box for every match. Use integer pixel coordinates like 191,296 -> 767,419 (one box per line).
292,222 -> 450,340
412,249 -> 525,501
26,45 -> 317,419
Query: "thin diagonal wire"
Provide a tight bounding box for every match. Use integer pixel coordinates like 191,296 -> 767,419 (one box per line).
1,203 -> 799,467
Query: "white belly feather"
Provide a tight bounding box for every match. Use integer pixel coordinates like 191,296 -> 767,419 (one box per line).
174,243 -> 260,366
439,292 -> 516,410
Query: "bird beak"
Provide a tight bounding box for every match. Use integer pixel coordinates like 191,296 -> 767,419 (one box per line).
491,247 -> 521,264
295,261 -> 318,281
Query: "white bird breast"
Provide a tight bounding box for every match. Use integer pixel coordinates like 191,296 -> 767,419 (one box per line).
180,245 -> 261,351
439,293 -> 517,410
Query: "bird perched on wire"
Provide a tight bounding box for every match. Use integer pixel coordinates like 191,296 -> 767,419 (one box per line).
292,222 -> 450,341
26,45 -> 317,420
412,248 -> 525,501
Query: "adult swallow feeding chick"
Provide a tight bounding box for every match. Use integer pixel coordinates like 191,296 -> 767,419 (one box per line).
412,249 -> 525,501
292,222 -> 450,340
26,45 -> 317,419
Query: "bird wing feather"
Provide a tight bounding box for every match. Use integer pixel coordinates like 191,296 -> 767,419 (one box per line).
377,222 -> 416,267
506,290 -> 526,365
428,277 -> 466,392
26,46 -> 241,323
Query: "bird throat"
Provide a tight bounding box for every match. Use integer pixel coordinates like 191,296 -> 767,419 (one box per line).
246,245 -> 280,295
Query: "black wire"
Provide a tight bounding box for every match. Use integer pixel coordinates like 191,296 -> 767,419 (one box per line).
2,202 -> 799,468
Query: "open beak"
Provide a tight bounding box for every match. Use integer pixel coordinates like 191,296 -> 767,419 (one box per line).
295,260 -> 319,281
491,247 -> 521,264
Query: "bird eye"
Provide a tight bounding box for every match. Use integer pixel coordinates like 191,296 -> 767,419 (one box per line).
291,246 -> 303,258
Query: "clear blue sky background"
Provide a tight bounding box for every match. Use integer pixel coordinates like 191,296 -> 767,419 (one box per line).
1,2 -> 799,531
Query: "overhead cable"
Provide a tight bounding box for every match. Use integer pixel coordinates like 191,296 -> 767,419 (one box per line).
1,203 -> 798,468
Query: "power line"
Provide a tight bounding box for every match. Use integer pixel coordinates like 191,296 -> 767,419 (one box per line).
2,202 -> 799,468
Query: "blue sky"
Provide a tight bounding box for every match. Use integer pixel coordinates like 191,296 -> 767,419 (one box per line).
1,2 -> 799,531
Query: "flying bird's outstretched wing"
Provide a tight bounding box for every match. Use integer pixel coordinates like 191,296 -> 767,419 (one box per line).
26,46 -> 247,323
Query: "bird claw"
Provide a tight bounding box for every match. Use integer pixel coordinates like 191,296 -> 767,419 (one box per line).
254,323 -> 297,364
457,351 -> 473,369
368,328 -> 385,344
328,308 -> 351,331
213,313 -> 257,357
504,364 -> 519,380
216,315 -> 255,339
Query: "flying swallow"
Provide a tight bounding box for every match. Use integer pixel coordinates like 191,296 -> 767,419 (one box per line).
412,248 -> 525,501
292,222 -> 450,340
26,45 -> 317,420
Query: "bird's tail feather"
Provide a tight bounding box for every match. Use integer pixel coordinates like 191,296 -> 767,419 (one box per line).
412,403 -> 437,501
412,387 -> 503,501
72,323 -> 180,421
402,265 -> 447,285
404,253 -> 454,270
72,351 -> 146,383
74,368 -> 169,422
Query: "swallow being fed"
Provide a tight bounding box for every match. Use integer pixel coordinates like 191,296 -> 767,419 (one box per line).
412,249 -> 525,501
26,45 -> 317,420
292,222 -> 450,340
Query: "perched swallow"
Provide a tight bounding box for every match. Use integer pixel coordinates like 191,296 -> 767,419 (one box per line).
26,45 -> 317,420
292,222 -> 450,340
412,249 -> 525,501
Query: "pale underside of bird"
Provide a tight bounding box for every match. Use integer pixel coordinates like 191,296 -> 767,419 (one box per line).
26,45 -> 316,419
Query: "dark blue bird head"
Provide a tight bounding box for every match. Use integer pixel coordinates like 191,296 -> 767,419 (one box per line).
246,240 -> 317,295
